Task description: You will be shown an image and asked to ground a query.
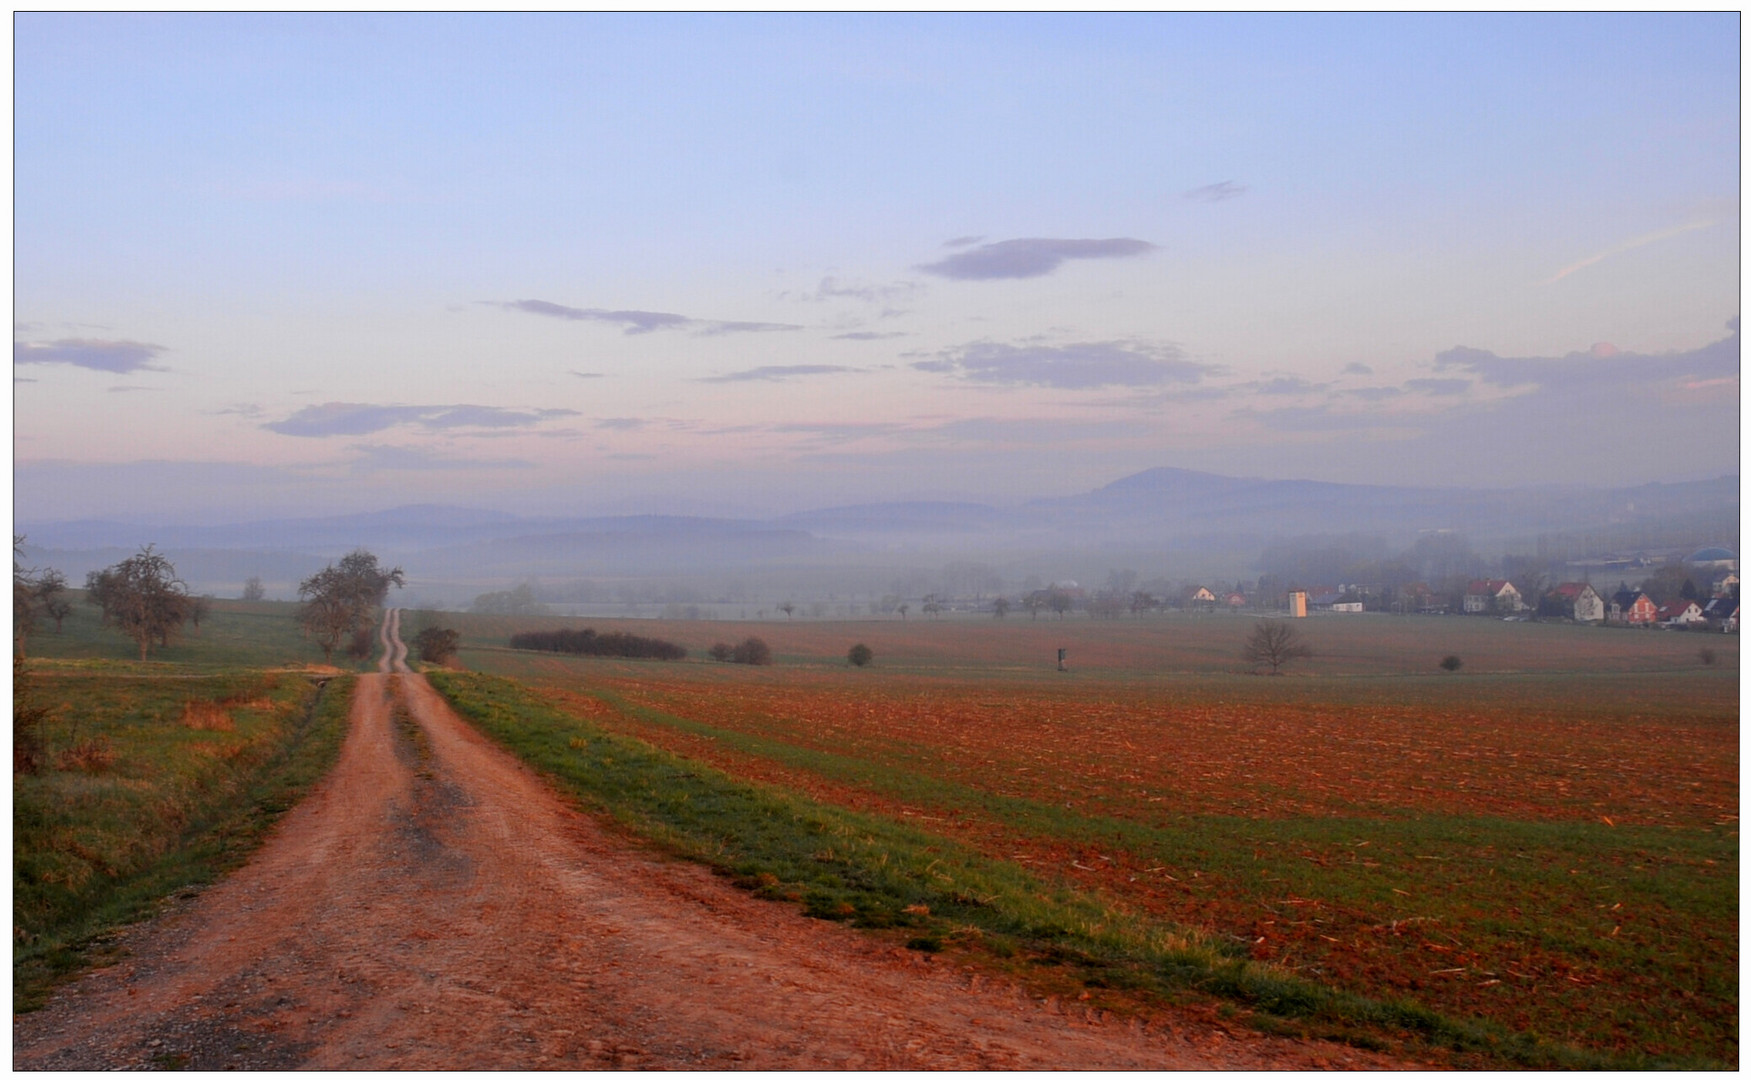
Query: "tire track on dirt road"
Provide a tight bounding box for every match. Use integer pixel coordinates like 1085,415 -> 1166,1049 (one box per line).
16,609 -> 1388,1069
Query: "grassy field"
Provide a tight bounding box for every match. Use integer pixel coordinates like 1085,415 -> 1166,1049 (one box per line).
22,593 -> 376,672
432,609 -> 1738,1066
13,665 -> 352,1010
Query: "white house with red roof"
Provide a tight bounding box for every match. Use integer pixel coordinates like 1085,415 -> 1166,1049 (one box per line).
1545,582 -> 1605,623
1657,600 -> 1706,626
1464,579 -> 1523,614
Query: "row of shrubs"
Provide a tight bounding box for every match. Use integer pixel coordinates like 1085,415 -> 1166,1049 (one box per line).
707,637 -> 772,665
506,629 -> 876,669
508,627 -> 687,660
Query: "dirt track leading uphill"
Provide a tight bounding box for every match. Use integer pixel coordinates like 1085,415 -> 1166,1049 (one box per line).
15,610 -> 1394,1069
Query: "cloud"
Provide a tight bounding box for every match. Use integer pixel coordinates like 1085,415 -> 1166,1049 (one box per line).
1433,326 -> 1739,393
787,276 -> 924,305
14,338 -> 166,373
107,385 -> 166,394
495,299 -> 799,336
917,237 -> 1156,281
768,420 -> 909,444
571,370 -> 607,379
697,364 -> 858,384
1183,180 -> 1249,203
942,235 -> 985,249
346,444 -> 535,472
264,402 -> 579,438
595,418 -> 647,430
1251,376 -> 1324,395
1238,405 -> 1413,432
1345,386 -> 1405,402
916,340 -> 1215,390
831,331 -> 908,341
1544,220 -> 1714,284
1405,377 -> 1471,397
1343,362 -> 1374,375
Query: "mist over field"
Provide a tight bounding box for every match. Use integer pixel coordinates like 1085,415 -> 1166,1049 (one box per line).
16,466 -> 1738,613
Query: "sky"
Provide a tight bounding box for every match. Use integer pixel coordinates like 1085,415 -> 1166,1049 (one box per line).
13,13 -> 1741,525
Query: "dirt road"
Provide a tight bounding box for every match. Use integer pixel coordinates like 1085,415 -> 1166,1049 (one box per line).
15,610 -> 1383,1069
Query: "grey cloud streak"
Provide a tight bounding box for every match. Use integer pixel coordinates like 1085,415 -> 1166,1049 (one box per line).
264,402 -> 580,438
1183,180 -> 1249,202
346,444 -> 535,472
916,341 -> 1215,390
14,338 -> 167,373
697,365 -> 858,384
917,238 -> 1156,281
496,299 -> 800,336
1432,324 -> 1739,392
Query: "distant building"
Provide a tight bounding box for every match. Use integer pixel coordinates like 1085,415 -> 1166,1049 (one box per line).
1545,582 -> 1605,623
1287,590 -> 1308,618
1657,600 -> 1706,626
1690,547 -> 1738,572
1464,579 -> 1523,614
1607,590 -> 1658,626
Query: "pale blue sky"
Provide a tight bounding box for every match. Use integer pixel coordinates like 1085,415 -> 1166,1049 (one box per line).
14,13 -> 1740,523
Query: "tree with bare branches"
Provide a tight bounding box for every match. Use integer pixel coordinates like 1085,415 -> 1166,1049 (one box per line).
298,549 -> 404,664
85,545 -> 192,661
1242,621 -> 1312,675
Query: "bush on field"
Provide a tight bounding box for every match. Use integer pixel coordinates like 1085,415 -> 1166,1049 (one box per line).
57,737 -> 117,773
707,636 -> 771,665
848,643 -> 873,667
414,625 -> 461,665
510,627 -> 686,661
1440,654 -> 1463,672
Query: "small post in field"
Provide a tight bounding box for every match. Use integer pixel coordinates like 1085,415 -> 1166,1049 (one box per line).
1057,647 -> 1067,671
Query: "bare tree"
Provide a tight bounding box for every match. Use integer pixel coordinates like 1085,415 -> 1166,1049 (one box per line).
241,576 -> 266,602
85,545 -> 192,661
992,597 -> 1010,618
35,569 -> 71,632
188,594 -> 213,634
1242,621 -> 1312,675
778,601 -> 796,620
1048,588 -> 1074,619
298,549 -> 404,664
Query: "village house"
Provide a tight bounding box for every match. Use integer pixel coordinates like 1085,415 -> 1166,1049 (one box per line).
1657,599 -> 1707,627
1607,589 -> 1658,626
1543,582 -> 1605,623
1185,586 -> 1217,612
1464,579 -> 1523,614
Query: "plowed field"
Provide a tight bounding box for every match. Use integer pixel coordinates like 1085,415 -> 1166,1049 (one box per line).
463,613 -> 1738,1064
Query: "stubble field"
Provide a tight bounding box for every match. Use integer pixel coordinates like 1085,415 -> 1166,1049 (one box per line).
450,610 -> 1738,1065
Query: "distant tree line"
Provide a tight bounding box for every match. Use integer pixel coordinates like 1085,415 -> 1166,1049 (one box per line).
510,627 -> 686,660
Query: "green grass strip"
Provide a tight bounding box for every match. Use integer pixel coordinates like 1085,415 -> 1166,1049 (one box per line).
430,671 -> 1693,1069
13,675 -> 354,1012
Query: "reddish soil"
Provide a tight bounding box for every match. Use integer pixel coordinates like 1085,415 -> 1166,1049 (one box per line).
12,611 -> 1392,1070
